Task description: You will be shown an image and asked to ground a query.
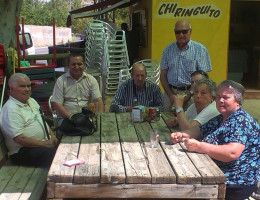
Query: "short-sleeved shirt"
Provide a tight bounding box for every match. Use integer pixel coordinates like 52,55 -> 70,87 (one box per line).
52,71 -> 101,116
110,79 -> 163,113
185,101 -> 220,125
160,40 -> 211,87
200,108 -> 260,186
0,96 -> 49,155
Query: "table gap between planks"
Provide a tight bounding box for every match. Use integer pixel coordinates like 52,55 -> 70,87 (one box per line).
47,112 -> 226,199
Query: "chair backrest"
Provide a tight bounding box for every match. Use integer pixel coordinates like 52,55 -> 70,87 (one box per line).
48,95 -> 58,127
118,58 -> 160,87
134,59 -> 160,85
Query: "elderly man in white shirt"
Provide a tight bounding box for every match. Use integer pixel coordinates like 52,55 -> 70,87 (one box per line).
0,73 -> 58,167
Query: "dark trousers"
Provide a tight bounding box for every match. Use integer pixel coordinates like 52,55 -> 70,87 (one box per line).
225,184 -> 257,200
10,146 -> 56,168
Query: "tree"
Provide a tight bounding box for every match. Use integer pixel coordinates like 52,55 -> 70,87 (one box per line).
21,0 -> 69,27
0,0 -> 23,50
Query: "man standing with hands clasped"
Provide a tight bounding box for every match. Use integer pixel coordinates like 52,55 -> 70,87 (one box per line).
160,19 -> 212,112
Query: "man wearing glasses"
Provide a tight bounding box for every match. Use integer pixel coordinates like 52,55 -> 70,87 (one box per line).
160,19 -> 212,112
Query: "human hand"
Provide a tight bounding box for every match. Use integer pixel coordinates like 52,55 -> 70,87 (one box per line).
173,94 -> 184,108
169,132 -> 183,144
183,138 -> 200,152
183,92 -> 191,103
166,118 -> 178,128
45,131 -> 58,147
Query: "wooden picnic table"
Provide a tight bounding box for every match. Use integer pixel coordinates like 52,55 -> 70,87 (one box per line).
47,112 -> 226,199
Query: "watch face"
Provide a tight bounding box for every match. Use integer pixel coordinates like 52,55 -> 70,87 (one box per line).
176,107 -> 183,113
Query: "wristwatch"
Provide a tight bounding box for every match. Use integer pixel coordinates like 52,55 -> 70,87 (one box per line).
175,107 -> 184,113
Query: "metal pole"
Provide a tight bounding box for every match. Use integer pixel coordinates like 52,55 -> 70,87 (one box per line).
39,107 -> 50,140
0,76 -> 6,111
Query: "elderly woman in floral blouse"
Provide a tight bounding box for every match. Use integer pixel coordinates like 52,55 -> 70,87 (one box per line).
170,80 -> 260,200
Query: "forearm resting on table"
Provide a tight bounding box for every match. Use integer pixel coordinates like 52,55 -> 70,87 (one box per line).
182,126 -> 202,140
192,142 -> 245,162
14,134 -> 57,148
53,102 -> 70,118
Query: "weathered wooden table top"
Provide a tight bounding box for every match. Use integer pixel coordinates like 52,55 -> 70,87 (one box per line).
47,112 -> 226,199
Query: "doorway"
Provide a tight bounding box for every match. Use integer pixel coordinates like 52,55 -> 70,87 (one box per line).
228,0 -> 260,89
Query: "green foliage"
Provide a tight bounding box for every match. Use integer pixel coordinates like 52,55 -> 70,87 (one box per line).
21,0 -> 69,26
70,0 -> 89,34
114,7 -> 130,30
20,0 -> 130,33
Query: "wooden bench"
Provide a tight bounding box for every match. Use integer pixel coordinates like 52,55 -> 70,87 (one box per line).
0,129 -> 48,200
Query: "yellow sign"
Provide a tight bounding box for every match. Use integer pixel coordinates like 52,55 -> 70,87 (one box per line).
151,0 -> 230,84
157,2 -> 221,19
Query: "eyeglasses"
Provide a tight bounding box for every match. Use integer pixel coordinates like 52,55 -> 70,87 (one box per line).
174,29 -> 190,35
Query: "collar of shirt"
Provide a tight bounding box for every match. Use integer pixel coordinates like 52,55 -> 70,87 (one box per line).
176,39 -> 191,51
65,71 -> 88,81
9,95 -> 30,107
132,79 -> 147,91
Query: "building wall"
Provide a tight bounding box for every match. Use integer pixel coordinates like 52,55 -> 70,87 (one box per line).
25,25 -> 72,47
131,0 -> 231,85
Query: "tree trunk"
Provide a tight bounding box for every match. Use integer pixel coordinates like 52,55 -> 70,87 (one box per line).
0,0 -> 23,50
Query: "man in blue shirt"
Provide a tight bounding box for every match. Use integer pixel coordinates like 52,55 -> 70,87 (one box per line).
160,19 -> 212,111
110,63 -> 163,113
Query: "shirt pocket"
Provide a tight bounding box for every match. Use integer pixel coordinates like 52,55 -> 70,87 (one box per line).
78,86 -> 90,100
180,57 -> 197,75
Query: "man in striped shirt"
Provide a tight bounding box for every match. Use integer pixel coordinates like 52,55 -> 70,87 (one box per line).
110,63 -> 163,113
160,19 -> 212,112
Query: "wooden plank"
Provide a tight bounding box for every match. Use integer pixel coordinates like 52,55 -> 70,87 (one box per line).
100,113 -> 125,184
134,121 -> 176,184
161,113 -> 210,184
0,164 -> 19,193
74,114 -> 101,184
0,166 -> 35,200
180,142 -> 226,184
161,113 -> 226,185
47,135 -> 81,183
47,182 -> 55,199
53,183 -> 219,199
116,113 -> 151,184
19,168 -> 48,200
162,142 -> 202,184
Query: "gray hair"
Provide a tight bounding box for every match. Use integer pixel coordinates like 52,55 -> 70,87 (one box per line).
8,73 -> 30,88
174,19 -> 192,29
217,80 -> 244,105
194,78 -> 217,97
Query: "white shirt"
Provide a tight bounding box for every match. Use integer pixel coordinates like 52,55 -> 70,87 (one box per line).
185,101 -> 219,125
0,96 -> 48,155
52,72 -> 101,116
